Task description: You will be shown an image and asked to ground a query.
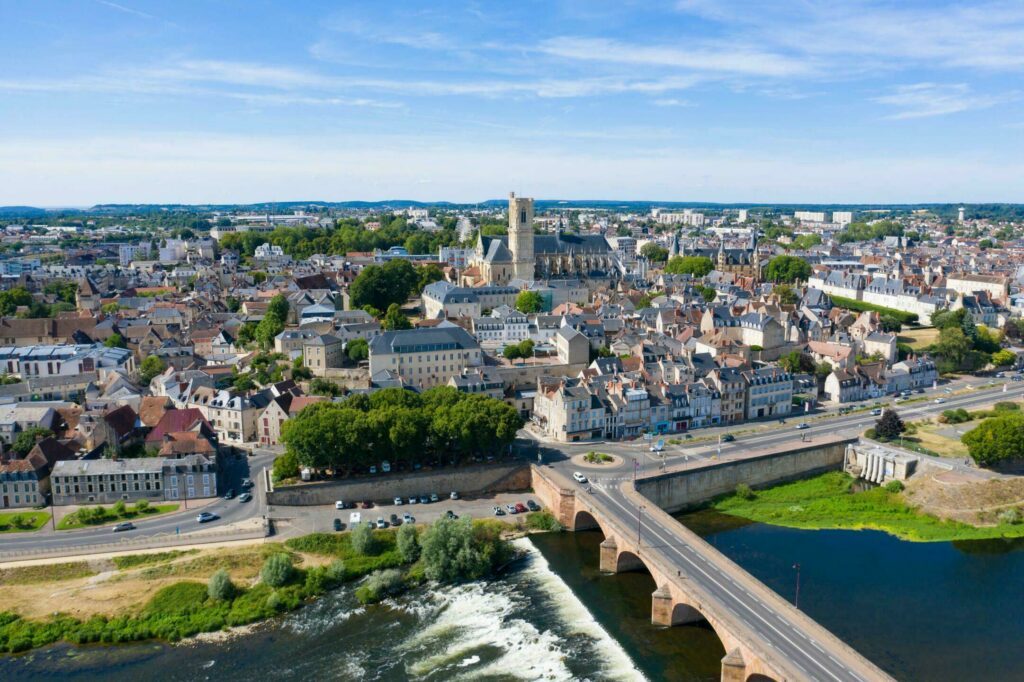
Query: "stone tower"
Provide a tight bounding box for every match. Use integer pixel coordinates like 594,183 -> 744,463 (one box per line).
508,192 -> 535,281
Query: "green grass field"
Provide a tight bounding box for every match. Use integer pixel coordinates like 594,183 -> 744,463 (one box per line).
713,471 -> 1024,542
57,503 -> 180,530
0,510 -> 50,533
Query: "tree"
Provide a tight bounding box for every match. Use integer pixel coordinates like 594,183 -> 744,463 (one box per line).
260,553 -> 294,587
699,286 -> 717,302
874,409 -> 906,441
515,290 -> 545,314
962,414 -> 1024,467
266,294 -> 290,323
419,516 -> 511,582
779,350 -> 810,374
112,499 -> 127,516
309,378 -> 343,397
992,349 -> 1017,367
350,523 -> 377,555
383,303 -> 412,331
664,255 -> 714,277
879,315 -> 903,333
139,355 -> 167,384
272,450 -> 300,481
639,243 -> 669,262
416,264 -> 445,293
934,327 -> 972,369
12,427 -> 53,456
350,259 -> 418,312
208,569 -> 235,601
764,255 -> 811,284
396,524 -> 420,563
0,287 -> 32,316
104,333 -> 126,349
773,283 -> 799,305
346,338 -> 369,363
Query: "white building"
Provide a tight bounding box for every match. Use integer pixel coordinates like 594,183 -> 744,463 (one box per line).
794,211 -> 827,223
832,211 -> 853,226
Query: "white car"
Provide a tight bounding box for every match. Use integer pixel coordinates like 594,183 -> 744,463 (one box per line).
572,471 -> 588,484
795,423 -> 810,430
934,398 -> 946,404
450,491 -> 459,500
393,496 -> 404,506
870,409 -> 882,416
335,500 -> 346,510
403,513 -> 415,524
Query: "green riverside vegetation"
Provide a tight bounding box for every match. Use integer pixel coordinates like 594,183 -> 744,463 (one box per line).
57,502 -> 179,530
712,471 -> 1024,542
0,517 -> 515,654
0,511 -> 50,533
828,295 -> 919,325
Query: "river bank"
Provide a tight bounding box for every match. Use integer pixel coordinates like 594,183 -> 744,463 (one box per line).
711,470 -> 1024,541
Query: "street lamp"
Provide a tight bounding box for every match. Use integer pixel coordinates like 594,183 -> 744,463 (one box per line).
793,562 -> 801,609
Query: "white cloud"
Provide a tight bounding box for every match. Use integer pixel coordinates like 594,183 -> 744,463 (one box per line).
873,83 -> 1015,119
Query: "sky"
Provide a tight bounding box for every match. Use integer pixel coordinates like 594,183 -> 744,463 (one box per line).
1,0 -> 1023,205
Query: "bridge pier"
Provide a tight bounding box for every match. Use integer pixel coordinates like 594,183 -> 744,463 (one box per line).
721,648 -> 747,682
652,584 -> 703,626
599,538 -> 619,573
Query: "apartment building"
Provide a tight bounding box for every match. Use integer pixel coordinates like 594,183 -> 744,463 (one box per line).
368,326 -> 483,389
51,455 -> 217,505
707,367 -> 747,424
742,367 -> 793,419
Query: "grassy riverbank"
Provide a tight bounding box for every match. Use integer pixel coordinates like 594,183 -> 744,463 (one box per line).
713,472 -> 1024,542
0,511 -> 49,533
0,518 -> 515,654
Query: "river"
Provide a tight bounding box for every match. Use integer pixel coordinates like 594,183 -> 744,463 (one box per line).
4,519 -> 1024,680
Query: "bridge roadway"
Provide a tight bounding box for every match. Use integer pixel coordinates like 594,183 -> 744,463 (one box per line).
538,460 -> 891,682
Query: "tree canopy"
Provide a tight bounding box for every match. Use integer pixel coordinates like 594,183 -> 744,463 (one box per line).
350,259 -> 418,312
640,243 -> 669,262
383,303 -> 412,331
515,290 -> 544,314
279,386 -> 523,472
139,356 -> 167,384
764,255 -> 811,284
962,414 -> 1024,467
664,255 -> 714,277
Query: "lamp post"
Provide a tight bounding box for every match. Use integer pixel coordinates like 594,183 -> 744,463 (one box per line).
793,562 -> 801,609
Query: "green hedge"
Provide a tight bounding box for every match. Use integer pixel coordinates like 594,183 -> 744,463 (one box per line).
829,295 -> 919,325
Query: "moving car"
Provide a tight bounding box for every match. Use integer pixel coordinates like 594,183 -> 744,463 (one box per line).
196,512 -> 218,523
572,471 -> 588,484
934,398 -> 946,404
112,522 -> 135,532
722,434 -> 735,442
795,423 -> 810,430
333,518 -> 343,532
493,505 -> 506,516
526,500 -> 540,512
238,492 -> 252,503
870,409 -> 883,416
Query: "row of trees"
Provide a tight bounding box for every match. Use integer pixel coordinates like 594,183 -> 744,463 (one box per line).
279,386 -> 523,474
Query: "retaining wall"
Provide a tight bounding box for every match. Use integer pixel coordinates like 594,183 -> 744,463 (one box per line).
268,463 -> 531,506
637,438 -> 857,513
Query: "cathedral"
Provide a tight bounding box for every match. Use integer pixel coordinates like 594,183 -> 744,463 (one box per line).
465,193 -> 619,286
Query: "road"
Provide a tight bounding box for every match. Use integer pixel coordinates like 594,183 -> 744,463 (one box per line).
524,381 -> 1024,682
0,450 -> 276,557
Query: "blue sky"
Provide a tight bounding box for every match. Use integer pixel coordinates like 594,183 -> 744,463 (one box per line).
1,0 -> 1022,205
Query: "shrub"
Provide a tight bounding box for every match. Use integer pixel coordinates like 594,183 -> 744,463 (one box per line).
735,483 -> 756,501
134,499 -> 150,513
325,559 -> 347,582
266,591 -> 284,612
998,508 -> 1021,525
883,480 -> 905,493
354,569 -> 405,605
396,524 -> 420,563
9,514 -> 25,529
112,500 -> 126,516
349,523 -> 376,556
525,511 -> 562,532
207,569 -> 235,601
260,553 -> 294,588
994,402 -> 1020,412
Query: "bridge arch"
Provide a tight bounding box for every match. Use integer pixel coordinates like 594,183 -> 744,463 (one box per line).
572,509 -> 602,533
746,674 -> 777,682
615,549 -> 647,573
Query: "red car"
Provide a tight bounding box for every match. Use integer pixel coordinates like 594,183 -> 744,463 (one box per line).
514,502 -> 527,514
360,500 -> 374,509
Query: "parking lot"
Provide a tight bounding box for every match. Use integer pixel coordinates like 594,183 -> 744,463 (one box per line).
274,491 -> 545,536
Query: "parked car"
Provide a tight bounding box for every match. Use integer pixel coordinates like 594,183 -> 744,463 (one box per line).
572,471 -> 588,484
223,489 -> 234,500
722,434 -> 735,442
1013,375 -> 1023,382
393,496 -> 404,506
349,511 -> 362,525
403,513 -> 415,524
366,520 -> 375,529
381,461 -> 391,473
430,493 -> 439,503
241,478 -> 254,489
419,495 -> 430,504
196,512 -> 218,523
450,491 -> 459,500
333,518 -> 344,532
915,388 -> 925,394
390,513 -> 401,526
335,500 -> 347,510
445,510 -> 458,520
369,465 -> 378,475
493,505 -> 506,516
408,496 -> 418,504
505,503 -> 518,514
514,502 -> 527,514
526,500 -> 540,512
238,492 -> 252,503
376,517 -> 388,529
112,522 -> 135,533
795,423 -> 810,430
361,500 -> 374,509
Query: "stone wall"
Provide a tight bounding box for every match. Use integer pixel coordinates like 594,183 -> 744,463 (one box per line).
268,463 -> 530,506
637,438 -> 857,513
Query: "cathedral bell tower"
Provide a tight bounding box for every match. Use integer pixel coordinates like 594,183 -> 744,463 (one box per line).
508,192 -> 535,282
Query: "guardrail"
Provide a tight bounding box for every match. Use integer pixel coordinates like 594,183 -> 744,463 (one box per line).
0,522 -> 270,563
